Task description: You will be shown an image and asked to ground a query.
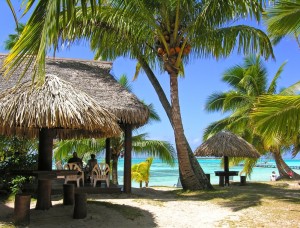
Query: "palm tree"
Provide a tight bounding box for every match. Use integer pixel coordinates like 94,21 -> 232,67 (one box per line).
131,157 -> 153,188
264,0 -> 300,47
204,55 -> 300,179
4,0 -> 274,190
54,75 -> 175,185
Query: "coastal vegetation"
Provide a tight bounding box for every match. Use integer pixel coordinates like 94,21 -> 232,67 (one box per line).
204,55 -> 300,179
131,157 -> 154,188
3,0 -> 275,191
0,136 -> 37,194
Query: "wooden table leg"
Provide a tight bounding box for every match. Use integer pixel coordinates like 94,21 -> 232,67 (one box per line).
219,176 -> 224,187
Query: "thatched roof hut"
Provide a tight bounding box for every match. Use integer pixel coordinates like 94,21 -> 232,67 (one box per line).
0,54 -> 149,128
194,131 -> 260,186
194,131 -> 260,158
0,54 -> 148,198
0,74 -> 121,139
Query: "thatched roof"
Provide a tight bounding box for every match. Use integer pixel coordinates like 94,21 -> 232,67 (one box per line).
0,74 -> 121,139
194,131 -> 260,158
0,54 -> 149,127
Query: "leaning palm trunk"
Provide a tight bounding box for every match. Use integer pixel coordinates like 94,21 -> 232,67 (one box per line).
272,150 -> 300,180
139,56 -> 212,190
169,70 -> 212,190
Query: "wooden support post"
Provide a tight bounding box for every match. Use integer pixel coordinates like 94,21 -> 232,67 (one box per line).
36,180 -> 52,210
63,184 -> 74,205
14,193 -> 31,226
73,193 -> 87,219
38,128 -> 54,171
36,128 -> 55,210
219,176 -> 225,187
224,156 -> 230,186
240,176 -> 247,186
105,138 -> 111,165
124,125 -> 132,193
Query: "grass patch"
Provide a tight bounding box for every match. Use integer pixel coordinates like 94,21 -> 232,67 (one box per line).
133,198 -> 165,207
88,201 -> 144,220
0,224 -> 15,228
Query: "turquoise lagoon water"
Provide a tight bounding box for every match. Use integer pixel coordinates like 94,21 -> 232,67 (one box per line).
117,158 -> 300,188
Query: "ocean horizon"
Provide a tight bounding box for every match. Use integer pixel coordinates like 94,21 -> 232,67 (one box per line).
117,157 -> 300,187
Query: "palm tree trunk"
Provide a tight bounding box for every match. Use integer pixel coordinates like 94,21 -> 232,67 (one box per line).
138,55 -> 212,190
169,70 -> 210,190
111,153 -> 119,185
272,150 -> 300,180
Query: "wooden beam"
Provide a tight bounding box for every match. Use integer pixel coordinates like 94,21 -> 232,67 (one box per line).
123,125 -> 132,193
105,138 -> 111,165
36,128 -> 55,210
38,128 -> 55,171
224,156 -> 229,186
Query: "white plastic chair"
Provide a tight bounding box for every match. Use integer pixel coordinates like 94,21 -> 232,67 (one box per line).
64,163 -> 84,187
90,163 -> 110,187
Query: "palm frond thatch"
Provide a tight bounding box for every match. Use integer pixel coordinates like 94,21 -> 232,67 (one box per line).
0,74 -> 121,139
194,131 -> 260,158
0,54 -> 149,127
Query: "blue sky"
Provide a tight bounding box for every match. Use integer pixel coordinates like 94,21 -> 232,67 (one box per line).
0,1 -> 299,154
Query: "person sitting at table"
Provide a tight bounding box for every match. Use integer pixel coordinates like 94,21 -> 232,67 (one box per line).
87,154 -> 98,171
68,152 -> 83,168
85,154 -> 98,182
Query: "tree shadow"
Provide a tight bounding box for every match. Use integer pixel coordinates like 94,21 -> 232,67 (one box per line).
92,182 -> 300,213
1,198 -> 157,227
0,195 -> 14,227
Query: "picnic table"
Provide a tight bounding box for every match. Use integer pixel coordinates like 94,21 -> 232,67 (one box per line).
214,170 -> 239,186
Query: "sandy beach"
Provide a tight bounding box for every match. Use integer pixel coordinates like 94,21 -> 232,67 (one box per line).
0,181 -> 299,227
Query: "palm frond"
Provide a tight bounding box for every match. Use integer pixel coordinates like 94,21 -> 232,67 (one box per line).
264,0 -> 300,40
279,80 -> 300,95
251,95 -> 300,139
267,61 -> 287,93
3,1 -> 100,82
6,0 -> 18,27
54,138 -> 105,161
118,74 -> 133,92
132,137 -> 175,166
192,25 -> 274,60
203,117 -> 238,140
205,93 -> 227,112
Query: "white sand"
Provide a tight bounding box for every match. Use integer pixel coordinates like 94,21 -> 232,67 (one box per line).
0,184 -> 299,227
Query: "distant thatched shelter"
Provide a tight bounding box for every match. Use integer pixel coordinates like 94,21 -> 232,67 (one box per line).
194,131 -> 260,186
194,131 -> 260,158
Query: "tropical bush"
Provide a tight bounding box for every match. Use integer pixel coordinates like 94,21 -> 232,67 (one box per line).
0,136 -> 37,194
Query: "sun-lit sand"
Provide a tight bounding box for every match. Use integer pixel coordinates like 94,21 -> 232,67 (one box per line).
0,182 -> 299,227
